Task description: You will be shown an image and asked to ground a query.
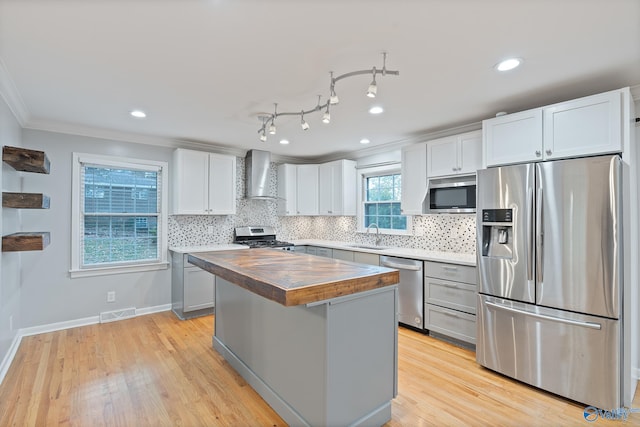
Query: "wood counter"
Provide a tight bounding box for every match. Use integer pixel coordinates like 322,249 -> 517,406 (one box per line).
187,248 -> 399,306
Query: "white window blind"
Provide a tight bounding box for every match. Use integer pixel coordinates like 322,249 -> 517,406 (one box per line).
71,153 -> 168,277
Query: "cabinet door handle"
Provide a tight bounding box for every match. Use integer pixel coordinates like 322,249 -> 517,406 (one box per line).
535,150 -> 541,157
546,149 -> 552,155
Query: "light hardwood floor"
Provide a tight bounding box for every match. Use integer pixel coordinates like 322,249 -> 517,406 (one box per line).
0,311 -> 638,426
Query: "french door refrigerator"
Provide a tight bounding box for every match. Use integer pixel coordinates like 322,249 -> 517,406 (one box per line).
476,154 -> 624,410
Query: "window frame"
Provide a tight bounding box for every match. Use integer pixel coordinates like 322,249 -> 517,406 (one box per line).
70,153 -> 169,278
356,164 -> 412,236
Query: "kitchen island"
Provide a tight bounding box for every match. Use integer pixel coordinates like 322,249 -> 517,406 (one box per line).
188,249 -> 400,427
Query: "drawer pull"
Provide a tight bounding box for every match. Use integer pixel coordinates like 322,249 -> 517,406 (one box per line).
441,282 -> 459,289
441,310 -> 460,318
441,266 -> 459,272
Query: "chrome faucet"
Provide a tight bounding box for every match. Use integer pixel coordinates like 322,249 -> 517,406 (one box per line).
366,223 -> 381,246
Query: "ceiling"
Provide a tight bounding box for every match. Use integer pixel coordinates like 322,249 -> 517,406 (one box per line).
1,0 -> 639,161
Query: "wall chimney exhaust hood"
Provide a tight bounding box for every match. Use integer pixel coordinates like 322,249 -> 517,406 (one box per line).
245,149 -> 275,200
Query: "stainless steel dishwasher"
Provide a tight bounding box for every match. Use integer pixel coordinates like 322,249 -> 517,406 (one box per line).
380,256 -> 423,329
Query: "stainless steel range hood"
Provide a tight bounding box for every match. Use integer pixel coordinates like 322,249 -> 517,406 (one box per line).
245,149 -> 275,199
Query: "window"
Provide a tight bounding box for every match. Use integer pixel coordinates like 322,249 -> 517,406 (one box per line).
71,153 -> 169,277
358,165 -> 411,234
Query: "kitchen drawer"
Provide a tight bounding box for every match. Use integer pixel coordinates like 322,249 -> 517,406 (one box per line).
426,277 -> 476,315
425,261 -> 476,285
333,249 -> 354,262
425,304 -> 476,344
315,247 -> 333,258
354,252 -> 379,266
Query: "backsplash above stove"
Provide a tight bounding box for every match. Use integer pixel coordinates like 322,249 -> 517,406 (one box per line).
168,156 -> 476,254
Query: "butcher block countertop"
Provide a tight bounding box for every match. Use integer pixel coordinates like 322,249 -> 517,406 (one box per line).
188,248 -> 399,307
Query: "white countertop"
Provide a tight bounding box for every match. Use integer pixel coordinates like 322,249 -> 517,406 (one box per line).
169,241 -> 475,266
169,244 -> 248,254
289,239 -> 476,266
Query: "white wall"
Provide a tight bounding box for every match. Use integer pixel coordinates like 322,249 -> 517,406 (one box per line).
0,96 -> 22,367
19,129 -> 174,328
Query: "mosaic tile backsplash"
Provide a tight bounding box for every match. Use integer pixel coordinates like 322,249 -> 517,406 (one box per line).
168,156 -> 476,254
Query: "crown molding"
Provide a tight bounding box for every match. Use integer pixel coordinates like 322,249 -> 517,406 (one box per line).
23,118 -> 251,157
312,120 -> 483,163
0,57 -> 29,126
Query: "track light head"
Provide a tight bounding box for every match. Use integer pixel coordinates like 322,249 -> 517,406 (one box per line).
322,111 -> 331,124
301,112 -> 310,130
259,132 -> 267,142
367,68 -> 378,98
268,121 -> 276,135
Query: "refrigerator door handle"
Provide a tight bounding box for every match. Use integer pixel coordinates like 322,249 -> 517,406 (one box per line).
484,301 -> 602,330
527,186 -> 535,282
536,187 -> 544,283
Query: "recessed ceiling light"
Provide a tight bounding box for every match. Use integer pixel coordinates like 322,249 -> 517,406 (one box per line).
369,106 -> 384,115
279,139 -> 290,145
130,110 -> 146,118
494,58 -> 522,72
360,138 -> 370,144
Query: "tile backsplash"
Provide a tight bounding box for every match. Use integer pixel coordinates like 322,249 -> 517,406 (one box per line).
168,156 -> 476,254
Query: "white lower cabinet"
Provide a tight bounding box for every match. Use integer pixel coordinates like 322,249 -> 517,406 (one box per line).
424,260 -> 476,345
171,252 -> 215,319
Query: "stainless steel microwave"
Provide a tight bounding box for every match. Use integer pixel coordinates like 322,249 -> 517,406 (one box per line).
426,175 -> 476,213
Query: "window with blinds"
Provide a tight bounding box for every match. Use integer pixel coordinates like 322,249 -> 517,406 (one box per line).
364,172 -> 407,231
71,153 -> 168,277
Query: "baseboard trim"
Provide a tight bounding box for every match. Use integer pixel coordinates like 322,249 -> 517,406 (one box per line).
0,332 -> 23,385
20,315 -> 100,337
0,303 -> 172,387
136,303 -> 172,316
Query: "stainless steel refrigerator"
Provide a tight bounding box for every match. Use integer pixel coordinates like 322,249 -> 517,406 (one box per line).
476,154 -> 624,410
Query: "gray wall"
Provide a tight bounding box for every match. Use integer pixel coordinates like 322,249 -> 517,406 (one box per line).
19,129 -> 174,328
0,96 -> 22,366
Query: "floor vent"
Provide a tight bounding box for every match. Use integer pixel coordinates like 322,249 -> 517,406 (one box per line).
100,307 -> 136,324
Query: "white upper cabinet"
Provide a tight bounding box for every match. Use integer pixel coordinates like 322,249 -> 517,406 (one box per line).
318,159 -> 357,216
484,88 -> 626,167
277,163 -> 297,216
427,130 -> 482,178
484,109 -> 543,166
401,142 -> 427,215
295,164 -> 319,215
543,90 -> 622,160
172,148 -> 236,215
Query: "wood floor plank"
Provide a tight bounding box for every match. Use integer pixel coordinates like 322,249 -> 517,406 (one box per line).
0,311 -> 638,426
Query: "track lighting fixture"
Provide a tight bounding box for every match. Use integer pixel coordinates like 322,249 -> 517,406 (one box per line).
256,52 -> 399,142
367,67 -> 377,98
322,104 -> 331,124
301,111 -> 310,130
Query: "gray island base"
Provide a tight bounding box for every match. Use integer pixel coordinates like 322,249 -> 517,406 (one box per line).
187,249 -> 399,427
214,278 -> 398,427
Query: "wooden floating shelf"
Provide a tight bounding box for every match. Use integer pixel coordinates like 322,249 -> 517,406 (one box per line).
2,145 -> 50,174
3,192 -> 50,209
2,232 -> 50,252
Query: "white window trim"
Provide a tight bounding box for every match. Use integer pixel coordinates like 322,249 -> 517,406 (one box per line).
356,163 -> 412,236
70,152 -> 169,278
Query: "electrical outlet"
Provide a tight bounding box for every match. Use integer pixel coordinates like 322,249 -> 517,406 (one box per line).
207,226 -> 214,235
107,291 -> 116,303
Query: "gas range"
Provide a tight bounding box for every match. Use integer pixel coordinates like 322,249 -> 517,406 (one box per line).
233,226 -> 295,250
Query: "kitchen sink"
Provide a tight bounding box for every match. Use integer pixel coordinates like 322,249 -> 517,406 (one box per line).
347,244 -> 391,251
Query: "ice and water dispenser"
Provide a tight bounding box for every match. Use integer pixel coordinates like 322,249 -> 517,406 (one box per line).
481,209 -> 513,259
